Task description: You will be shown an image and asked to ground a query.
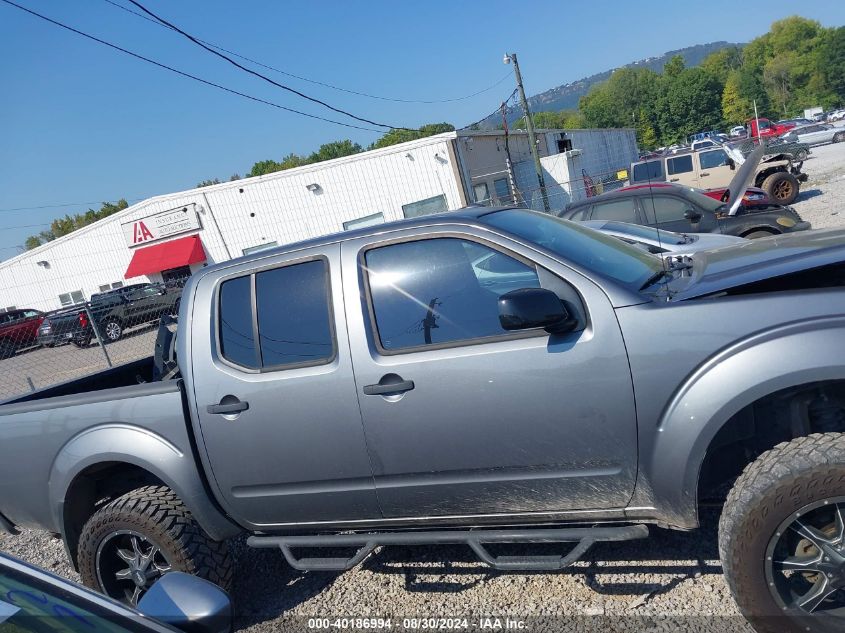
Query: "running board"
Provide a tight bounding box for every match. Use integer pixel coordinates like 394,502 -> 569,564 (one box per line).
247,524 -> 649,572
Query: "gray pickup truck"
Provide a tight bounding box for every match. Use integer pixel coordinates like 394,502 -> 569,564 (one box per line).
2,207 -> 845,633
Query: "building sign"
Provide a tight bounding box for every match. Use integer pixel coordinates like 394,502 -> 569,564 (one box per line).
122,205 -> 201,247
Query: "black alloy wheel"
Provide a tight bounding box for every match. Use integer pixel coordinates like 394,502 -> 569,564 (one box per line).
95,530 -> 172,606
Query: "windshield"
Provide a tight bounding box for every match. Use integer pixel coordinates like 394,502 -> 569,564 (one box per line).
480,209 -> 663,288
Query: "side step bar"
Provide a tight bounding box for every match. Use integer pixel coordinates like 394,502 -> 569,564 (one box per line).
247,524 -> 649,572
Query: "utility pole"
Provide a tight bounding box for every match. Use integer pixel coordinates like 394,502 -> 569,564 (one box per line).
504,52 -> 549,212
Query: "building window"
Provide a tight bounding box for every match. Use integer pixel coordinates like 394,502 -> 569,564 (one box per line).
557,138 -> 573,153
58,291 -> 85,307
112,281 -> 124,289
402,194 -> 448,219
242,242 -> 279,256
343,213 -> 385,231
98,285 -> 111,292
493,178 -> 512,204
473,183 -> 490,204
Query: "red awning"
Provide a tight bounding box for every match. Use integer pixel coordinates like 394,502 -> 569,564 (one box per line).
125,235 -> 206,279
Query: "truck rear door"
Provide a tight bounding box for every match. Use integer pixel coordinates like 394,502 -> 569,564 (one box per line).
188,243 -> 380,528
341,227 -> 638,519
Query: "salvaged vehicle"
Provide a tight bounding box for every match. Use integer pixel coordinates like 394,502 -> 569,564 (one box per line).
580,219 -> 746,256
0,308 -> 44,358
558,183 -> 809,239
2,206 -> 845,633
630,145 -> 808,204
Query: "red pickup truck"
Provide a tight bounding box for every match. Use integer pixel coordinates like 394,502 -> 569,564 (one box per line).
747,117 -> 796,138
0,309 -> 45,359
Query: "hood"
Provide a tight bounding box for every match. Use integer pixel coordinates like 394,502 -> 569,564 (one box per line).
726,144 -> 766,215
668,228 -> 845,301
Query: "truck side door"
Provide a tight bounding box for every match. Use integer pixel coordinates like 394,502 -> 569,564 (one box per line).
696,149 -> 735,189
666,154 -> 698,187
341,229 -> 638,519
189,243 -> 380,528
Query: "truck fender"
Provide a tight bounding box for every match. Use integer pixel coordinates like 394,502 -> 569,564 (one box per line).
644,317 -> 845,529
48,423 -> 241,546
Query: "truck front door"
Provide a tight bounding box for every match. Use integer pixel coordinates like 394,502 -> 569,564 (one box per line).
189,244 -> 380,528
666,154 -> 698,187
696,149 -> 735,189
341,229 -> 638,519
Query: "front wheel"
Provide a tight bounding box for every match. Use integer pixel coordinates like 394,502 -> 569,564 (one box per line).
762,171 -> 800,205
795,149 -> 808,161
719,433 -> 845,633
833,132 -> 845,143
77,485 -> 232,606
743,229 -> 779,240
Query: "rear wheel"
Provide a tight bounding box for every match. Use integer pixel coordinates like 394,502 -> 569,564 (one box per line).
0,339 -> 14,360
795,149 -> 808,161
72,335 -> 92,348
762,171 -> 800,205
720,434 -> 845,633
77,485 -> 232,606
102,319 -> 123,342
834,132 -> 845,143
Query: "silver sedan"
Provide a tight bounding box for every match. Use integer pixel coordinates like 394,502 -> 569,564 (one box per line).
783,123 -> 845,146
581,219 -> 746,257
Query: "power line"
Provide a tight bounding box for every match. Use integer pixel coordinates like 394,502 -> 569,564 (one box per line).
0,198 -> 144,213
125,0 -> 411,130
459,89 -> 518,131
103,0 -> 514,105
0,0 -> 387,134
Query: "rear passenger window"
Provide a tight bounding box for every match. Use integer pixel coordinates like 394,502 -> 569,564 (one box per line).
255,260 -> 334,368
219,276 -> 258,369
218,259 -> 335,370
667,155 -> 693,175
632,161 -> 663,183
590,199 -> 636,222
364,238 -> 540,352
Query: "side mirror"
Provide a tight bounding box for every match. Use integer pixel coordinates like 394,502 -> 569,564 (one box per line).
684,209 -> 703,223
498,288 -> 577,334
137,572 -> 232,633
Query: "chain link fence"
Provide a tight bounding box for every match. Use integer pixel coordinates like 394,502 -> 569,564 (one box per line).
0,281 -> 183,402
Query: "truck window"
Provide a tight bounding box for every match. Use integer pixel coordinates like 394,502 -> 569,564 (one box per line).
667,155 -> 693,175
632,160 -> 663,183
219,275 -> 259,369
255,259 -> 335,368
364,238 -> 540,352
699,150 -> 729,170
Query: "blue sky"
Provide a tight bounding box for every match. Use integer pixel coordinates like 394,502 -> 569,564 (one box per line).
1,0 -> 843,259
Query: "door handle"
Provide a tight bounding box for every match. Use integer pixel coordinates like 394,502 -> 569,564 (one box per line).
700,172 -> 710,176
669,178 -> 679,182
363,379 -> 415,396
207,400 -> 249,414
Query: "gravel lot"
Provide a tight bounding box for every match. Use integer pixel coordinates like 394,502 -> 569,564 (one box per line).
1,137 -> 843,631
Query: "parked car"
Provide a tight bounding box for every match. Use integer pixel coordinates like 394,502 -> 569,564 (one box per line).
0,308 -> 44,359
629,146 -> 807,204
782,122 -> 845,147
40,283 -> 183,346
747,117 -> 796,138
3,207 -> 845,632
729,125 -> 747,138
828,109 -> 845,121
776,117 -> 813,127
580,219 -> 746,255
0,552 -> 232,630
690,138 -> 719,151
559,184 -> 808,238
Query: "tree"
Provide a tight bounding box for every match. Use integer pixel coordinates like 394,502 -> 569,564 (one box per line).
279,153 -> 310,170
663,55 -> 685,79
308,139 -> 362,163
819,26 -> 845,101
25,199 -> 129,248
511,110 -> 585,130
196,178 -> 221,188
370,123 -> 455,150
656,67 -> 723,143
764,53 -> 795,116
700,46 -> 743,84
722,71 -> 753,124
580,67 -> 662,145
248,159 -> 284,178
24,236 -> 42,250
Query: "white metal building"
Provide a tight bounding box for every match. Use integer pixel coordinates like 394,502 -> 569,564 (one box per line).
0,127 -> 637,312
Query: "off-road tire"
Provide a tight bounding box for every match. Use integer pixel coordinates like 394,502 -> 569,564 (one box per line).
833,132 -> 844,143
719,433 -> 845,633
762,171 -> 800,205
78,485 -> 232,601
